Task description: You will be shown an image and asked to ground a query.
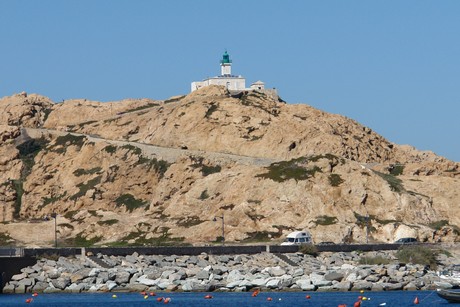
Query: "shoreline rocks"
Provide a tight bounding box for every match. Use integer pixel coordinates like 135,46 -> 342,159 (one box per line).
3,251 -> 458,294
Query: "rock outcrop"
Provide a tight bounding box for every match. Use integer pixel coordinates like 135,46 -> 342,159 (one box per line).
0,87 -> 458,246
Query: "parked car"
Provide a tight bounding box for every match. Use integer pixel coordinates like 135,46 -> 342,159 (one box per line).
394,237 -> 417,244
281,231 -> 313,246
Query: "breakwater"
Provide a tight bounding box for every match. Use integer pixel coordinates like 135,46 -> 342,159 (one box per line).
3,250 -> 458,294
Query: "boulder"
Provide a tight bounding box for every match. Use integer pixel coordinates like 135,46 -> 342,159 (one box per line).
65,283 -> 85,293
226,270 -> 244,283
137,275 -> 158,286
351,281 -> 373,291
11,272 -> 27,281
324,272 -> 344,282
51,277 -> 71,290
115,271 -> 131,284
266,279 -> 281,289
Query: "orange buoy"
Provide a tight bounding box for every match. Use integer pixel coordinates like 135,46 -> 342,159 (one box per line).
252,290 -> 259,297
149,292 -> 156,296
164,297 -> 171,304
32,292 -> 38,297
157,297 -> 164,302
358,296 -> 363,300
25,298 -> 33,304
267,297 -> 273,301
354,301 -> 361,307
204,294 -> 213,299
338,305 -> 347,307
140,291 -> 146,295
306,295 -> 311,299
414,296 -> 419,304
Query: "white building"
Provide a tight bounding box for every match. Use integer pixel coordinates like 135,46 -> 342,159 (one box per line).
191,51 -> 273,94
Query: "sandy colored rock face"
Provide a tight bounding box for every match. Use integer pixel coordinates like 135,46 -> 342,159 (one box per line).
0,86 -> 458,247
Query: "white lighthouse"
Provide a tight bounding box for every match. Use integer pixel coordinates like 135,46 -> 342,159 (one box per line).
220,51 -> 232,76
191,51 -> 277,98
191,51 -> 246,92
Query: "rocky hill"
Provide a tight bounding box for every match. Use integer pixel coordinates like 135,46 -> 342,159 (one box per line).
0,87 -> 459,247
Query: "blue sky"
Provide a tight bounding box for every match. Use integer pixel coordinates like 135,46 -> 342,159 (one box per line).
1,1 -> 459,161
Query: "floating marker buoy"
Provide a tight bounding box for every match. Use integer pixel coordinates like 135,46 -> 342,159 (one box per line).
144,295 -> 149,299
379,303 -> 387,306
279,298 -> 282,301
164,297 -> 171,304
362,297 -> 367,301
157,297 -> 164,302
150,292 -> 156,296
360,290 -> 364,293
414,296 -> 419,304
25,298 -> 33,304
306,295 -> 311,299
252,290 -> 259,297
112,294 -> 117,298
204,294 -> 213,299
32,292 -> 38,297
358,296 -> 363,300
267,297 -> 272,301
140,291 -> 146,296
354,301 -> 361,307
338,304 -> 347,307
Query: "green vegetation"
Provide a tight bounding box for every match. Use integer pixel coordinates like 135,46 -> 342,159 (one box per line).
97,219 -> 119,226
63,234 -> 102,247
353,212 -> 377,232
115,194 -> 148,212
16,138 -> 47,178
256,157 -> 322,182
189,156 -> 221,176
121,144 -> 142,156
73,167 -> 102,177
396,246 -> 439,269
359,255 -> 391,265
201,165 -> 222,176
41,192 -> 67,208
428,220 -> 449,230
389,164 -> 405,176
103,145 -> 117,154
199,190 -> 210,200
240,231 -> 278,243
64,210 -> 77,219
12,180 -> 23,219
328,174 -> 344,186
372,170 -> 404,192
14,139 -> 47,216
299,244 -> 318,256
42,108 -> 53,123
314,215 -> 338,226
0,232 -> 15,246
136,156 -> 170,178
176,216 -> 205,227
110,227 -> 186,247
69,176 -> 101,201
51,134 -> 86,154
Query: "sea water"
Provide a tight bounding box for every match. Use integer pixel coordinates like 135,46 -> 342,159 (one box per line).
0,290 -> 448,306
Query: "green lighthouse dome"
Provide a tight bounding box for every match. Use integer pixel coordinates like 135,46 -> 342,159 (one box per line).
220,51 -> 232,64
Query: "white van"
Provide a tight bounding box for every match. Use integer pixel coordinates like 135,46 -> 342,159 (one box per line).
281,231 -> 313,246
